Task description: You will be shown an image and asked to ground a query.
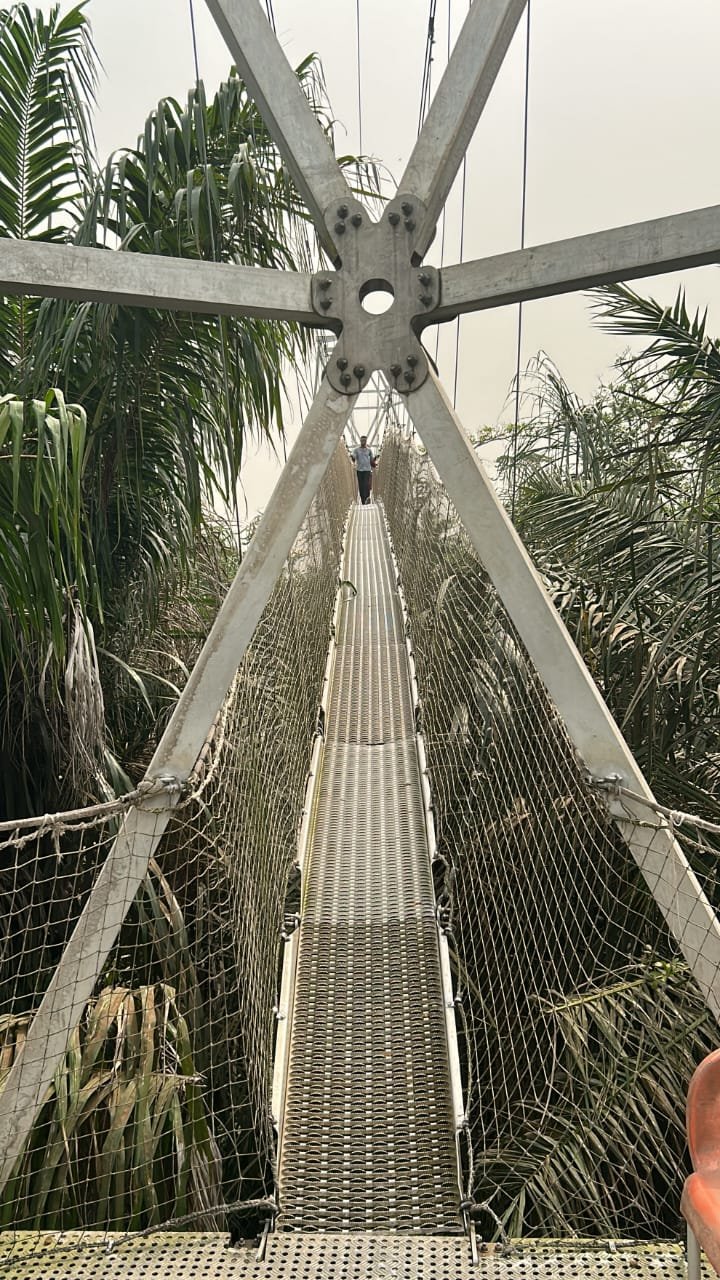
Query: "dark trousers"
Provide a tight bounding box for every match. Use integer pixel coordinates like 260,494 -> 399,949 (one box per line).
357,471 -> 372,504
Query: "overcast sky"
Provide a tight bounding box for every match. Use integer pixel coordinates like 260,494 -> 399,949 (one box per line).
21,1 -> 720,506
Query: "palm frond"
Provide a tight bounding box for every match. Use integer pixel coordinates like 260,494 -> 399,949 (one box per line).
0,3 -> 96,387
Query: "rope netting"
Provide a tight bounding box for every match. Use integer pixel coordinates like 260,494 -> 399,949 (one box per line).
0,445 -> 354,1259
376,425 -> 719,1241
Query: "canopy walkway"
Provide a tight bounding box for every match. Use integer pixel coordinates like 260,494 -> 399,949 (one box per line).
0,435 -> 717,1280
276,503 -> 459,1233
3,1 -> 720,1270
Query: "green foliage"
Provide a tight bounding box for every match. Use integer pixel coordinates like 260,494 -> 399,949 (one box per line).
478,961 -> 715,1238
498,329 -> 720,824
0,2 -> 96,381
0,982 -> 222,1230
0,391 -> 109,811
0,4 -> 370,816
0,0 -> 366,1237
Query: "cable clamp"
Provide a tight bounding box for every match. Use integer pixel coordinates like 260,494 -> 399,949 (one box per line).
587,770 -> 623,795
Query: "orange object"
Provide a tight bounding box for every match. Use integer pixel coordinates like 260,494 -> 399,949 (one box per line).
682,1048 -> 720,1276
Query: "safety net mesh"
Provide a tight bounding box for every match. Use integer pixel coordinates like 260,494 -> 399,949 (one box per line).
376,425 -> 719,1241
0,445 -> 354,1261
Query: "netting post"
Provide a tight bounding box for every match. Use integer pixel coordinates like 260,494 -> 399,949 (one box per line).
687,1224 -> 701,1280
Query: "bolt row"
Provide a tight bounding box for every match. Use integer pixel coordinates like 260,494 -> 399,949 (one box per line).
333,203 -> 363,236
332,200 -> 420,236
336,356 -> 365,387
333,353 -> 421,387
389,354 -> 419,386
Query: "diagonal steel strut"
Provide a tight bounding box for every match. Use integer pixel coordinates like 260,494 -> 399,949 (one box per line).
204,0 -> 354,263
401,0 -> 528,261
436,205 -> 720,320
0,239 -> 317,322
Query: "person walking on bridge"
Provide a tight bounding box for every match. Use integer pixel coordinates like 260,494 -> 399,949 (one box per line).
351,435 -> 375,505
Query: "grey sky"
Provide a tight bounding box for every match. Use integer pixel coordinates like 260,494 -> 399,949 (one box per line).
22,1 -> 720,502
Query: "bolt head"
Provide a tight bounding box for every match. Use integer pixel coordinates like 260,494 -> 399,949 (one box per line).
319,278 -> 332,290
390,363 -> 402,377
320,299 -> 332,311
407,355 -> 418,367
404,218 -> 416,232
337,204 -> 349,219
388,211 -> 400,226
353,365 -> 366,379
403,371 -> 416,384
334,221 -> 346,234
419,294 -> 433,307
336,357 -> 348,370
401,201 -> 413,215
340,372 -> 352,386
350,213 -> 362,227
419,272 -> 431,286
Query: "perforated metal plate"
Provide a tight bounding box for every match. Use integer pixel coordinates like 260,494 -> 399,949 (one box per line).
278,505 -> 459,1231
0,1232 -> 707,1279
308,742 -> 433,923
281,919 -> 458,1231
325,641 -> 414,743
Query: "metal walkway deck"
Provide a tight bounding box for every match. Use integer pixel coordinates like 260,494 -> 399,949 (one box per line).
277,504 -> 460,1232
0,1232 -> 705,1279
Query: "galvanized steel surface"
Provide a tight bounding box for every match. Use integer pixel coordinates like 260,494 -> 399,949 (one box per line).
278,504 -> 459,1231
0,1233 -> 703,1279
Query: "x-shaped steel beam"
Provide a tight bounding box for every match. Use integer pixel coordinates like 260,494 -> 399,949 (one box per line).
1,0 -> 720,1189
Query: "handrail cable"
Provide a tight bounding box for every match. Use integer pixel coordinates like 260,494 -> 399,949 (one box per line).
433,0 -> 452,366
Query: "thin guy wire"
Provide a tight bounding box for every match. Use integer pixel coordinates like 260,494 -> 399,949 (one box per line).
451,153 -> 466,409
434,0 -> 452,366
511,0 -> 532,521
418,0 -> 438,134
188,0 -> 243,549
355,0 -> 363,155
451,1 -> 469,409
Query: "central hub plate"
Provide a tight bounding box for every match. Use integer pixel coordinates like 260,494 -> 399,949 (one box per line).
311,194 -> 440,395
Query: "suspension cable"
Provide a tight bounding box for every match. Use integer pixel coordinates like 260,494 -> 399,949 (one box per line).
451,152 -> 466,408
433,0 -> 452,366
188,0 -> 242,548
511,0 -> 532,521
355,0 -> 363,154
418,0 -> 438,134
450,1 -> 470,409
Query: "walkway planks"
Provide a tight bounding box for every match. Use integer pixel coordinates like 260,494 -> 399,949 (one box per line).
277,504 -> 460,1232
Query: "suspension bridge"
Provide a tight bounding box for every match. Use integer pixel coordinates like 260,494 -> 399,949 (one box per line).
1,0 -> 720,1275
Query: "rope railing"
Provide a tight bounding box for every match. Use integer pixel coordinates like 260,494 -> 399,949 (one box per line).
0,445 -> 354,1263
376,426 -> 719,1240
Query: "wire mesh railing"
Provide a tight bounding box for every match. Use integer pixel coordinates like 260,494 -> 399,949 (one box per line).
0,444 -> 354,1261
376,425 -> 718,1241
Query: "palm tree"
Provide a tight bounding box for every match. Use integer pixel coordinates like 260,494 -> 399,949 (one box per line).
497,296 -> 720,835
0,3 -> 364,817
0,2 -> 96,387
